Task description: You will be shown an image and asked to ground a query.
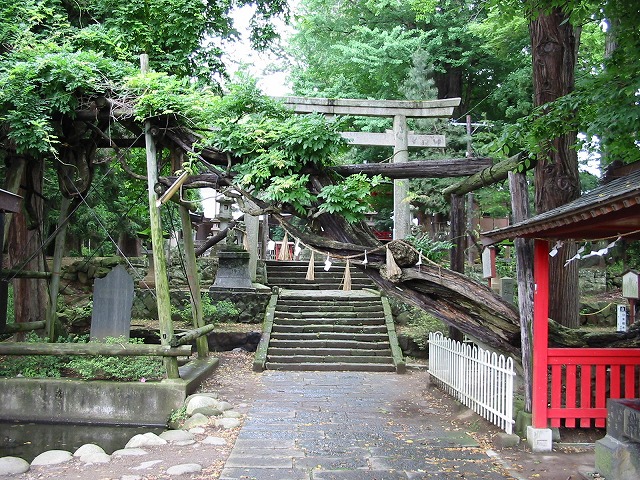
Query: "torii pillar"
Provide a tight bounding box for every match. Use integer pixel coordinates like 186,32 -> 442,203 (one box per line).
393,115 -> 410,239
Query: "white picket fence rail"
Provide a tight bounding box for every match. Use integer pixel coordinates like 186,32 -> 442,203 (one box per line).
428,332 -> 516,434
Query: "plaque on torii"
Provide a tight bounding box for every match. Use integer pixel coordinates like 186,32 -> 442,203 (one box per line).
278,97 -> 461,239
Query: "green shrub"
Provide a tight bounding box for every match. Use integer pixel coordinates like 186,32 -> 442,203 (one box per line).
0,332 -> 67,378
171,295 -> 238,324
391,299 -> 446,350
65,337 -> 165,381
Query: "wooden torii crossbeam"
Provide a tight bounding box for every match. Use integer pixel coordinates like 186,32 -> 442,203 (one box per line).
278,96 -> 461,239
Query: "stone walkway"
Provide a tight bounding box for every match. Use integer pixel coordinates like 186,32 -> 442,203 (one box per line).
220,370 -> 513,479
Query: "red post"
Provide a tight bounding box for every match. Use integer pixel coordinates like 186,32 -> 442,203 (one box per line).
532,239 -> 550,429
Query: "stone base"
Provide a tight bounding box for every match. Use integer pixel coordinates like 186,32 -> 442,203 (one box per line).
493,432 -> 520,449
209,284 -> 272,323
595,435 -> 640,480
526,426 -> 553,452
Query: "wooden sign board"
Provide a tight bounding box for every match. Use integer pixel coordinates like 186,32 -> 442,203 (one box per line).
482,247 -> 496,279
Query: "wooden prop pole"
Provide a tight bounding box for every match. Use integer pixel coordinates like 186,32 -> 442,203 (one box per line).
141,54 -> 179,379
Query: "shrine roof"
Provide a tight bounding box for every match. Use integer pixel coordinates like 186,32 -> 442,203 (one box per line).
481,169 -> 640,245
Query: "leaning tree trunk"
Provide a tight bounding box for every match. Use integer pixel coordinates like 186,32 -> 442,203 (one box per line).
530,6 -> 581,328
8,158 -> 49,335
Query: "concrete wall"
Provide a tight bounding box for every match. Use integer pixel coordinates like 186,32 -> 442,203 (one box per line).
0,377 -> 186,426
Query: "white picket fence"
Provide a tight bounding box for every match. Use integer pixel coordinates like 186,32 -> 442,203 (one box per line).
428,332 -> 516,434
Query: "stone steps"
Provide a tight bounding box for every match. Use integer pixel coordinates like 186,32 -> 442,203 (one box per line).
266,260 -> 375,290
261,263 -> 402,373
265,362 -> 396,372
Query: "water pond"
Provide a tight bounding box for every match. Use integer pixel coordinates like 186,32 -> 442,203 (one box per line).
0,421 -> 164,462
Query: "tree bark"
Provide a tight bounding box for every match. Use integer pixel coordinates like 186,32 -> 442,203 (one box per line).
7,159 -> 49,334
530,7 -> 581,328
508,171 -> 534,412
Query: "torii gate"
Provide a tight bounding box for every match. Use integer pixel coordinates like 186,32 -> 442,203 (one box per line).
279,97 -> 461,239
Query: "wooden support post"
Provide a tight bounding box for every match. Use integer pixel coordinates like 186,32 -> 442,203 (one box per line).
179,205 -> 209,358
393,114 -> 410,240
141,54 -> 179,379
0,214 -> 6,332
509,171 -> 534,413
46,196 -> 71,342
449,193 -> 466,342
532,239 -> 550,429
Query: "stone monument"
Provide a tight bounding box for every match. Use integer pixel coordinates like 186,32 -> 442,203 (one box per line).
90,264 -> 134,341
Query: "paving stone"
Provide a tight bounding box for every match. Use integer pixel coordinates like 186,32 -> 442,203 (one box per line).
224,454 -> 293,468
293,455 -> 369,470
313,470 -> 409,480
220,467 -> 310,480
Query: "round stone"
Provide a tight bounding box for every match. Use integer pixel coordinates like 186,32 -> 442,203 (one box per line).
182,413 -> 210,429
0,456 -> 30,475
166,463 -> 202,475
216,417 -> 241,429
112,448 -> 148,457
201,436 -> 227,446
79,451 -> 111,464
186,396 -> 218,416
74,443 -> 106,457
159,430 -> 194,442
125,433 -> 167,449
31,450 -> 73,466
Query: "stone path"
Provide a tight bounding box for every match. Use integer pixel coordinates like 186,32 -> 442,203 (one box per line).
220,370 -> 513,479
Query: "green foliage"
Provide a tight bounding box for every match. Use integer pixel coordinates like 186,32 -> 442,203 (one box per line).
318,174 -> 385,223
391,299 -> 446,349
171,296 -> 239,324
208,300 -> 239,323
65,337 -> 165,381
0,335 -> 164,381
0,332 -> 68,378
405,231 -> 453,265
0,45 -> 133,155
167,405 -> 188,428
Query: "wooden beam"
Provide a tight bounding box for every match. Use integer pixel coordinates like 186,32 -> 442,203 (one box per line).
169,324 -> 215,347
1,321 -> 46,333
0,342 -> 191,357
342,131 -> 446,148
278,96 -> 460,118
331,158 -> 492,179
0,269 -> 52,279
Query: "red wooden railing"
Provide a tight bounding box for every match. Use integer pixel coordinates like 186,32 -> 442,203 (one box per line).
546,348 -> 640,428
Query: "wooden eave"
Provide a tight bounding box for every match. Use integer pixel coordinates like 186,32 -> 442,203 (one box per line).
0,189 -> 22,213
481,170 -> 640,245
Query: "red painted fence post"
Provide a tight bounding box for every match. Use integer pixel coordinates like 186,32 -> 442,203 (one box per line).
532,239 -> 550,429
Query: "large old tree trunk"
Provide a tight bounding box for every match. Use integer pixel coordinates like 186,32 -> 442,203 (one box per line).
530,7 -> 581,328
7,158 -> 49,331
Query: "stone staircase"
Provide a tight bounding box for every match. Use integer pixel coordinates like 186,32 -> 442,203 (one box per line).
265,259 -> 376,290
254,261 -> 404,373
